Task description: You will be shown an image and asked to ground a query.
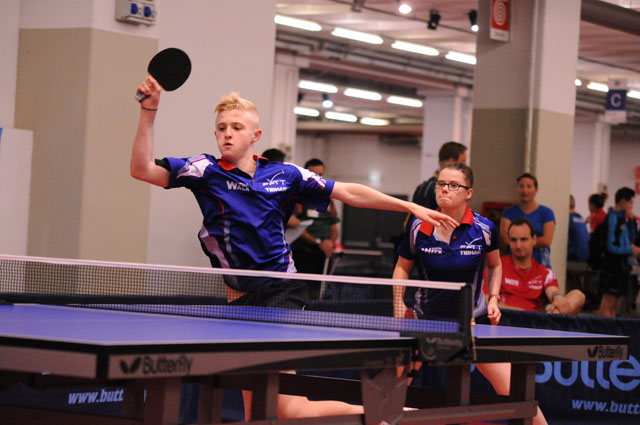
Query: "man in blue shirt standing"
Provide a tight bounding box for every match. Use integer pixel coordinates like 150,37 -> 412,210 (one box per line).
568,195 -> 589,262
599,187 -> 640,317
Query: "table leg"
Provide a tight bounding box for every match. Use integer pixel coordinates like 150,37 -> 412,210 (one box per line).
250,372 -> 279,421
198,376 -> 223,424
507,363 -> 536,425
144,378 -> 182,425
361,368 -> 407,425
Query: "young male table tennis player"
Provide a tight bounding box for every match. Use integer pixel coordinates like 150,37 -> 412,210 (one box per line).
131,75 -> 458,420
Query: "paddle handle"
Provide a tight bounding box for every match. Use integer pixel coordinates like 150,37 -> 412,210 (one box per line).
135,91 -> 149,102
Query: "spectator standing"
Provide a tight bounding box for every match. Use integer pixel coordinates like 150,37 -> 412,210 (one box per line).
598,187 -> 640,317
411,141 -> 467,209
586,193 -> 607,232
290,159 -> 340,277
500,173 -> 555,268
568,195 -> 589,262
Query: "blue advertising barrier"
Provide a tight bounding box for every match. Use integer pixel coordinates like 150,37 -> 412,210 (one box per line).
493,310 -> 639,424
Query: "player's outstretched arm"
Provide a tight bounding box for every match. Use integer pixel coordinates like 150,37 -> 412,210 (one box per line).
331,182 -> 458,228
130,76 -> 169,187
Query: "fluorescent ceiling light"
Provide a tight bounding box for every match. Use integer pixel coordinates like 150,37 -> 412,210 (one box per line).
628,90 -> 640,100
298,80 -> 338,93
445,51 -> 476,65
391,41 -> 438,56
325,111 -> 358,122
344,87 -> 382,101
331,27 -> 383,44
274,15 -> 322,31
586,82 -> 608,92
398,1 -> 412,14
575,79 -> 582,86
361,117 -> 390,126
387,95 -> 423,108
294,106 -> 320,117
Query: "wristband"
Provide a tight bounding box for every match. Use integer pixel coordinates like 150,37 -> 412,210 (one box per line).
315,238 -> 322,245
141,106 -> 158,111
552,293 -> 563,300
488,293 -> 500,302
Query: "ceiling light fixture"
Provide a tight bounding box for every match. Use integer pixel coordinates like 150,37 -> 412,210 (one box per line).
343,87 -> 382,101
397,1 -> 412,15
298,80 -> 338,93
325,111 -> 358,122
391,41 -> 438,56
351,0 -> 366,12
427,10 -> 440,30
387,95 -> 423,108
574,79 -> 582,87
468,10 -> 478,32
322,94 -> 334,108
586,82 -> 608,92
274,15 -> 322,32
445,51 -> 477,65
331,27 -> 383,44
294,106 -> 320,117
361,117 -> 390,126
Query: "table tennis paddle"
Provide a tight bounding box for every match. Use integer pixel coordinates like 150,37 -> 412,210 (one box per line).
135,47 -> 191,102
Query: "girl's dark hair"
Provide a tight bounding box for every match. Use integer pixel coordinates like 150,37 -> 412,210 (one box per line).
439,161 -> 473,187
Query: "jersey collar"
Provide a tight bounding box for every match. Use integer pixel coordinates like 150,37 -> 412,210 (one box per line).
218,155 -> 265,171
419,205 -> 474,236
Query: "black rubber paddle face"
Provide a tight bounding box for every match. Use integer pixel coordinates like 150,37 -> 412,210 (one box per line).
136,47 -> 191,102
148,47 -> 191,91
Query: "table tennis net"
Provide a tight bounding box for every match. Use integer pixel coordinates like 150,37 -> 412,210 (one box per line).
0,255 -> 474,362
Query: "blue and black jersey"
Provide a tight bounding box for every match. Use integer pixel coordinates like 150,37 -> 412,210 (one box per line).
162,154 -> 334,291
398,206 -> 499,319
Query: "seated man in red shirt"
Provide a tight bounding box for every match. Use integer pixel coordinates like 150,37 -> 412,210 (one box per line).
499,218 -> 585,314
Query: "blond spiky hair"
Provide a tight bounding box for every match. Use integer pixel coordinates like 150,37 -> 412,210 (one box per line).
214,92 -> 258,115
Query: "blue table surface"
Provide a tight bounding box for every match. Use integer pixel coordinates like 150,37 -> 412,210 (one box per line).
0,304 -> 621,348
0,304 -> 405,346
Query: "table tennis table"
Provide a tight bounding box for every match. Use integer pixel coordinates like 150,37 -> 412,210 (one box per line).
0,303 -> 629,425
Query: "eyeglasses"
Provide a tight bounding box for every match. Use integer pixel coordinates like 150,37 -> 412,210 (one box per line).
435,181 -> 471,191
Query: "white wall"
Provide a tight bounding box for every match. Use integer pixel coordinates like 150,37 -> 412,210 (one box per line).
0,128 -> 33,254
295,133 -> 421,199
571,121 -> 599,218
0,0 -> 20,127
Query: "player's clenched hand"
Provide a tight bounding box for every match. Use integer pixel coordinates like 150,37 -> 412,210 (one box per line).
409,204 -> 459,229
487,299 -> 501,325
137,76 -> 162,110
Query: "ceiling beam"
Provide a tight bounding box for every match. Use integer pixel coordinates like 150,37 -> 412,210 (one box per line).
581,0 -> 640,36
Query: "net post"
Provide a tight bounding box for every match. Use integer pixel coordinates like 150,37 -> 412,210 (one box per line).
458,283 -> 475,362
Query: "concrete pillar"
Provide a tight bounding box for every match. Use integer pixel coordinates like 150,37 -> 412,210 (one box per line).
471,0 -> 581,287
269,53 -> 309,160
571,117 -> 611,217
420,87 -> 472,182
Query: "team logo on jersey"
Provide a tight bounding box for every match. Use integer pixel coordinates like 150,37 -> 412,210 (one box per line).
226,180 -> 250,192
263,171 -> 288,192
459,237 -> 482,255
421,247 -> 442,254
504,277 -> 519,286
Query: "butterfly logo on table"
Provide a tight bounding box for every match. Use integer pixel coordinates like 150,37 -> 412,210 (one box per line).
120,357 -> 142,374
